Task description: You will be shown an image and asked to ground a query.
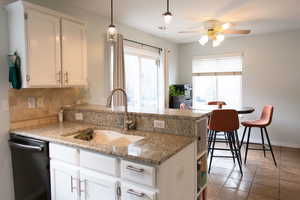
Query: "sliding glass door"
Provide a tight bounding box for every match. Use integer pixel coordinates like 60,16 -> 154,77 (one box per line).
124,49 -> 160,108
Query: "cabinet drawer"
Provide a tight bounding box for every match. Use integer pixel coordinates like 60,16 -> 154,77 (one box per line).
121,160 -> 156,187
80,149 -> 118,176
49,143 -> 79,165
121,183 -> 156,200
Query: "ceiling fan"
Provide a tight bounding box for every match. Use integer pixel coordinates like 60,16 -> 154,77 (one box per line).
179,19 -> 251,47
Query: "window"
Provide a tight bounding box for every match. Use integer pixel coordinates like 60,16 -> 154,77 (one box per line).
192,54 -> 243,108
124,45 -> 163,108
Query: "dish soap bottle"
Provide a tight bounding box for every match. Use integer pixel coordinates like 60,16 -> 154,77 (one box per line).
58,108 -> 64,123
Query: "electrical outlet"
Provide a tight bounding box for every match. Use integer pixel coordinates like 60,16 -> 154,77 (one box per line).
154,120 -> 165,129
27,97 -> 37,109
75,113 -> 83,121
37,97 -> 44,108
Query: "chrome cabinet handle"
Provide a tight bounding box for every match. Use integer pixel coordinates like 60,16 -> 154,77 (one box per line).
64,72 -> 69,83
127,189 -> 145,197
70,176 -> 76,193
79,179 -> 85,196
126,165 -> 144,173
56,71 -> 61,83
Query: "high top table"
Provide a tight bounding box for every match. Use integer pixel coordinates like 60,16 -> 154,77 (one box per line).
193,105 -> 255,114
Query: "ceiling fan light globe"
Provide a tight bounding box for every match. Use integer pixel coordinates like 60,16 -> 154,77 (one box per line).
163,12 -> 173,25
199,35 -> 209,46
213,40 -> 221,47
216,34 -> 225,42
222,22 -> 231,30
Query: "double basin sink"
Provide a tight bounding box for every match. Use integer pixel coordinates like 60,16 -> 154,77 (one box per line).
63,128 -> 144,147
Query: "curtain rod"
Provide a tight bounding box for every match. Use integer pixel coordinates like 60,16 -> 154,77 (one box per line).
124,38 -> 163,51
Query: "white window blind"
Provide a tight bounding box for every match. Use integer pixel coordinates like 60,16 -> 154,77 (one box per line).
192,54 -> 243,108
193,55 -> 243,75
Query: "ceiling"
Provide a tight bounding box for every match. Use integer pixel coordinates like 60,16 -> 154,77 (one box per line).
4,0 -> 300,43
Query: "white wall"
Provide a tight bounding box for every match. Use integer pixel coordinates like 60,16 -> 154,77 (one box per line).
178,30 -> 300,148
0,6 -> 14,200
26,0 -> 179,105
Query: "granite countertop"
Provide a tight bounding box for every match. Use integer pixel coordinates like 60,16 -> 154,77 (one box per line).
10,122 -> 196,165
64,104 -> 210,119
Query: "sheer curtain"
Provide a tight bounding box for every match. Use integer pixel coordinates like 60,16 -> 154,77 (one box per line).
110,34 -> 126,106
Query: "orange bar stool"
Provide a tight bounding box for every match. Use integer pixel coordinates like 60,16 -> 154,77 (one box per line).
208,109 -> 243,175
207,101 -> 228,147
240,105 -> 277,166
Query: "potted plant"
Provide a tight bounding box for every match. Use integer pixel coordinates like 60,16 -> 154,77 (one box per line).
169,85 -> 185,108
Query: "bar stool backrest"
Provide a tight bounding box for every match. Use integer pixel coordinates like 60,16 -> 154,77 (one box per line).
209,109 -> 239,132
260,105 -> 274,126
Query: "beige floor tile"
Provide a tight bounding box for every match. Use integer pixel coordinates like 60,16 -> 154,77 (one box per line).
216,188 -> 248,200
206,145 -> 300,200
223,178 -> 252,192
249,183 -> 279,199
252,176 -> 279,188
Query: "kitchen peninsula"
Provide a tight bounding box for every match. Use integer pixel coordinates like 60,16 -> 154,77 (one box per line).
11,104 -> 209,200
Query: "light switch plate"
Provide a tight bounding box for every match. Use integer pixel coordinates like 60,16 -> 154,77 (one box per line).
154,120 -> 165,129
75,113 -> 83,121
27,97 -> 37,109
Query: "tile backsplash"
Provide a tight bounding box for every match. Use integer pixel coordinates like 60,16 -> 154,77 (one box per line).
9,88 -> 87,128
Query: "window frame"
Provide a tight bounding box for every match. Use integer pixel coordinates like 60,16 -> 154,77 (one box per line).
124,47 -> 161,108
192,53 -> 244,108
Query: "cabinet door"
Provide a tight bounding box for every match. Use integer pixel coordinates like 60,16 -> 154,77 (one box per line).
26,9 -> 61,87
50,160 -> 80,200
61,19 -> 87,87
80,169 -> 117,200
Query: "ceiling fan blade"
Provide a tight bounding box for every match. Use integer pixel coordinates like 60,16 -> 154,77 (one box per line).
220,22 -> 236,30
222,29 -> 251,34
178,30 -> 203,34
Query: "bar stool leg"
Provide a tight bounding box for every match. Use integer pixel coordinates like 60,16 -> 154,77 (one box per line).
234,130 -> 243,164
226,132 -> 236,164
264,127 -> 277,167
260,128 -> 266,157
240,127 -> 247,150
207,130 -> 213,156
208,131 -> 217,173
244,127 -> 252,164
230,132 -> 243,175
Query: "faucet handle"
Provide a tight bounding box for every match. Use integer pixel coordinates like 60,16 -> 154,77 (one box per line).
125,119 -> 136,130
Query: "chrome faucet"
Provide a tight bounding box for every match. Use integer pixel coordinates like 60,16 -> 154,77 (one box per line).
106,88 -> 135,131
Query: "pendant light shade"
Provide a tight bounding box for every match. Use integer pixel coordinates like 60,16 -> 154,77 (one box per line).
163,0 -> 173,25
107,0 -> 117,42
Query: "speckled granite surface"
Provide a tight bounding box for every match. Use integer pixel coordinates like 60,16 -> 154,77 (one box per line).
64,104 -> 209,119
10,122 -> 195,165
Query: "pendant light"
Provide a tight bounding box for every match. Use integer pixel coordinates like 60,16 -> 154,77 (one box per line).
163,0 -> 173,25
107,0 -> 117,42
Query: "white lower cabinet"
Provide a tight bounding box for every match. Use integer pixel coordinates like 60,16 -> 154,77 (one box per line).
80,168 -> 118,200
49,142 -> 197,200
50,160 -> 80,200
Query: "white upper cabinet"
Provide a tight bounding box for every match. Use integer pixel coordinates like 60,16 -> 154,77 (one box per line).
6,1 -> 88,88
26,9 -> 61,87
61,19 -> 87,86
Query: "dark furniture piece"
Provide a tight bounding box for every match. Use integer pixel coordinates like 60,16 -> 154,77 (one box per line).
9,134 -> 51,200
240,105 -> 277,166
169,84 -> 192,108
208,109 -> 243,175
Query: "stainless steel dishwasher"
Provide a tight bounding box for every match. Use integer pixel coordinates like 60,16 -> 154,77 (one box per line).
9,134 -> 51,200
